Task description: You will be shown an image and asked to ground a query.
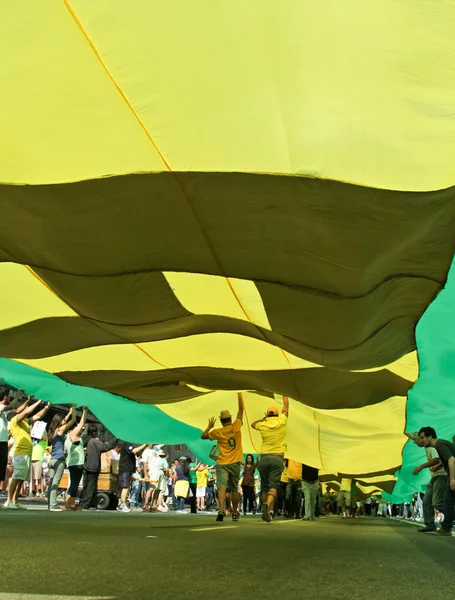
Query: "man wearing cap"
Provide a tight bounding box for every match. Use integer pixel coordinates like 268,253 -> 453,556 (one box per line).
201,393 -> 244,522
251,396 -> 289,523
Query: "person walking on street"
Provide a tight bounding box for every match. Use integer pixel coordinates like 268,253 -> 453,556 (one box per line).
285,459 -> 303,518
338,478 -> 352,519
201,392 -> 244,522
241,454 -> 257,515
407,431 -> 449,533
418,427 -> 455,537
80,425 -> 118,510
47,404 -> 77,511
251,396 -> 289,523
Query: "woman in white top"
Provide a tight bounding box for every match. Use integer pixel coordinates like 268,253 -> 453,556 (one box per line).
65,406 -> 87,511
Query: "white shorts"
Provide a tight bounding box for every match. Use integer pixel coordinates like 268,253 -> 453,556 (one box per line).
338,490 -> 351,508
196,486 -> 206,498
13,455 -> 31,481
147,469 -> 161,491
159,472 -> 167,494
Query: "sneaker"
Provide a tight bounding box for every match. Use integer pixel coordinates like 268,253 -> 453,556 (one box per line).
262,504 -> 273,523
431,529 -> 452,537
15,503 -> 27,510
418,527 -> 436,533
49,508 -> 63,512
4,501 -> 19,510
177,510 -> 187,514
216,511 -> 225,522
232,512 -> 240,522
157,506 -> 166,513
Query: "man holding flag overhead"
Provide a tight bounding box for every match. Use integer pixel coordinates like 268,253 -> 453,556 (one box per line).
201,393 -> 244,522
251,396 -> 289,523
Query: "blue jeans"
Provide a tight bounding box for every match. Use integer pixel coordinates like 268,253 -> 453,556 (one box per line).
178,496 -> 185,511
301,480 -> 319,519
48,459 -> 65,510
207,486 -> 215,510
130,480 -> 139,506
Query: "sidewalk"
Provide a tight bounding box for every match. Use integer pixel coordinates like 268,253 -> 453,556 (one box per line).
0,491 -> 65,511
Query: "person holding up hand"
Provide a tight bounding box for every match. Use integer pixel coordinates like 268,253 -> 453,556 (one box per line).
201,393 -> 244,522
47,404 -> 77,511
0,386 -> 28,492
65,406 -> 88,510
251,396 -> 289,524
5,397 -> 51,509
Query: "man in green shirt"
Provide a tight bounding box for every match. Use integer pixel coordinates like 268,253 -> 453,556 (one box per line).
188,460 -> 199,514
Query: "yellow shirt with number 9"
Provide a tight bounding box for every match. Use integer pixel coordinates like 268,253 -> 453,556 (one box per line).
208,418 -> 243,465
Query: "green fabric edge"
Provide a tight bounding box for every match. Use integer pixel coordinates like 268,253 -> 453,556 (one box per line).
383,253 -> 455,502
0,358 -> 213,463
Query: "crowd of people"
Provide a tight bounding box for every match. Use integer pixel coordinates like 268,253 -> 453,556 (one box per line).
1,384 -> 454,537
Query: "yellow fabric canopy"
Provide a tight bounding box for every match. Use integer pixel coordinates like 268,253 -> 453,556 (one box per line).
1,0 -> 455,494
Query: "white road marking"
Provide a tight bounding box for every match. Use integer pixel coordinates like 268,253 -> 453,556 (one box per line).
189,526 -> 238,532
146,535 -> 158,538
274,519 -> 303,524
0,595 -> 114,600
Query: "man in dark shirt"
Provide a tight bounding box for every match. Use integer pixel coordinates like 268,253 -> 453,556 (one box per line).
80,425 -> 118,510
418,427 -> 455,536
117,441 -> 146,513
301,463 -> 319,521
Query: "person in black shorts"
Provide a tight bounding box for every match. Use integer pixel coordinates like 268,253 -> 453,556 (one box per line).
117,441 -> 146,513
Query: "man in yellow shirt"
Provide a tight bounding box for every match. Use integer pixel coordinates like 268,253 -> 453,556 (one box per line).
338,477 -> 352,519
285,459 -> 302,518
201,393 -> 244,522
196,464 -> 209,511
251,396 -> 289,523
5,398 -> 51,510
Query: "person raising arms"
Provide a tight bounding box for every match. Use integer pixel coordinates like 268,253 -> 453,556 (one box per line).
201,392 -> 244,522
65,406 -> 88,510
47,404 -> 77,511
251,396 -> 289,523
0,387 -> 27,492
5,398 -> 51,509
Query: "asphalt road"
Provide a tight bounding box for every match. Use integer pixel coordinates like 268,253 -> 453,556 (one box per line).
1,512 -> 454,600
